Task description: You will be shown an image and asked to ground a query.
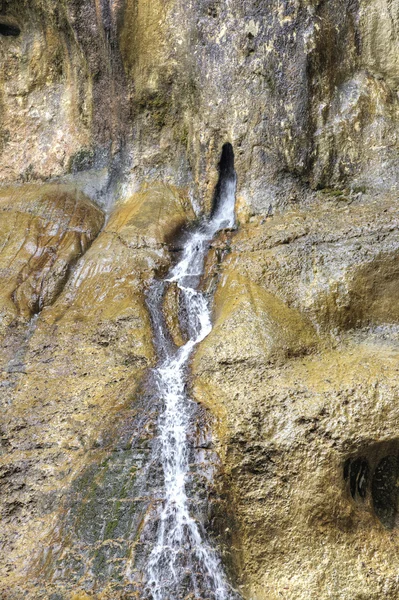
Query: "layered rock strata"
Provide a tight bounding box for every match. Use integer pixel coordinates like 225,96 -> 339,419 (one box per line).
0,183 -> 195,597
193,192 -> 399,599
1,0 -> 399,598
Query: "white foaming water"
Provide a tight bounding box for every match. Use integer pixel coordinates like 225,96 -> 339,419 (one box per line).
145,173 -> 239,600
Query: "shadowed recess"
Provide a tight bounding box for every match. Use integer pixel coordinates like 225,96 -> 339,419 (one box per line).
372,455 -> 399,530
0,22 -> 20,36
211,142 -> 236,217
344,457 -> 369,500
345,448 -> 399,529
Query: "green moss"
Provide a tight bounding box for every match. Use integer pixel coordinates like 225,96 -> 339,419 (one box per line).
44,446 -> 149,588
104,511 -> 120,539
92,547 -> 107,575
67,147 -> 95,173
0,128 -> 10,151
352,185 -> 367,194
174,123 -> 189,146
136,91 -> 169,129
320,187 -> 345,197
19,164 -> 41,183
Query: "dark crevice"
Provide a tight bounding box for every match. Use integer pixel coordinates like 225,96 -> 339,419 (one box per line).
345,457 -> 369,500
0,22 -> 20,36
211,142 -> 236,217
344,444 -> 399,529
372,455 -> 399,529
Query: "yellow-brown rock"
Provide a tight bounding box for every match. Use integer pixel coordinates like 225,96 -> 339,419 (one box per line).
2,0 -> 399,598
0,183 -> 104,334
194,269 -> 317,372
163,281 -> 188,348
0,7 -> 93,184
192,193 -> 399,600
221,194 -> 399,333
0,183 -> 195,597
194,333 -> 399,599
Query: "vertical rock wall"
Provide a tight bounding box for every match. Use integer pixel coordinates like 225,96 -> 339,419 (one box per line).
1,1 -> 399,599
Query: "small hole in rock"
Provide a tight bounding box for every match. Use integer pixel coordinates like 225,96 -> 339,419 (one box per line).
344,457 -> 369,500
0,22 -> 20,37
372,455 -> 399,529
211,142 -> 236,217
207,2 -> 219,17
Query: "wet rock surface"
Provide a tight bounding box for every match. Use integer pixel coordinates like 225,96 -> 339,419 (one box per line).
0,0 -> 399,599
0,183 -> 196,597
0,183 -> 104,334
193,196 -> 399,599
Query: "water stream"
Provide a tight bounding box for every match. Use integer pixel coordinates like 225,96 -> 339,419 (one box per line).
144,145 -> 239,599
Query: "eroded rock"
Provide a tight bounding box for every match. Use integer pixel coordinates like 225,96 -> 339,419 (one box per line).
0,183 -> 195,596
1,0 -> 399,598
193,196 -> 399,600
0,183 -> 104,334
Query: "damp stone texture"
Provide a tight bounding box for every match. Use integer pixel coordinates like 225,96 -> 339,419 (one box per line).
0,1 -> 399,600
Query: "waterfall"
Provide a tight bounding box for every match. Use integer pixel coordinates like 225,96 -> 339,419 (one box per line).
144,144 -> 240,600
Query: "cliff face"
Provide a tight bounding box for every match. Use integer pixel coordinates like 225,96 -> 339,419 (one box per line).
1,1 -> 399,599
193,196 -> 399,599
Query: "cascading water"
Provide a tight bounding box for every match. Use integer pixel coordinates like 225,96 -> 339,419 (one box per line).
144,144 -> 240,600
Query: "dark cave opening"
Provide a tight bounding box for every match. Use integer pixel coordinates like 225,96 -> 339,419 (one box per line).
211,142 -> 236,217
0,22 -> 20,36
344,457 -> 369,500
372,455 -> 399,529
344,446 -> 399,529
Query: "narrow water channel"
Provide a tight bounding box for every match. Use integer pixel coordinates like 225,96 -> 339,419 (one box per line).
144,143 -> 240,600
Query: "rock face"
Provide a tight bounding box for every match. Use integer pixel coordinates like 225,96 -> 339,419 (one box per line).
0,1 -> 399,599
0,182 -> 195,596
0,184 -> 104,331
193,195 -> 399,599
